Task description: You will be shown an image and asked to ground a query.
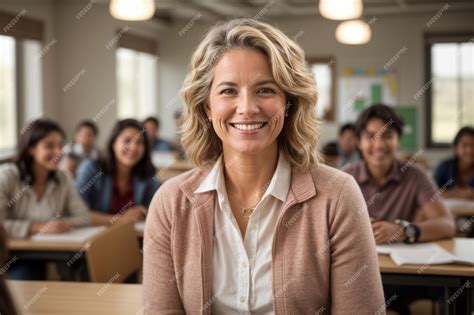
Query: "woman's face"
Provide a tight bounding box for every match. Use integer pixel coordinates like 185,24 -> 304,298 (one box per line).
358,118 -> 399,170
113,127 -> 145,169
455,134 -> 474,166
29,131 -> 64,171
207,49 -> 287,156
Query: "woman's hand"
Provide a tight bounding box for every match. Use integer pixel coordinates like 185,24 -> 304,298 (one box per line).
371,220 -> 405,244
30,221 -> 72,234
118,206 -> 146,223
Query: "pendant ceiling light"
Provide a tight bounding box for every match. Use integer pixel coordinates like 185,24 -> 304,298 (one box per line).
110,0 -> 155,21
335,19 -> 371,45
319,0 -> 363,20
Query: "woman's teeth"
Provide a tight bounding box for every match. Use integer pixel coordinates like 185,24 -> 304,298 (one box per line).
233,123 -> 265,131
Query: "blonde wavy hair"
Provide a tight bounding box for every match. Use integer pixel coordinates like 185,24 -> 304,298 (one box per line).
180,18 -> 320,171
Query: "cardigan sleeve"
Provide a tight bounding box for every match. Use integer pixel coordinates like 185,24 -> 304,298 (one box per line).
329,175 -> 386,314
143,184 -> 185,314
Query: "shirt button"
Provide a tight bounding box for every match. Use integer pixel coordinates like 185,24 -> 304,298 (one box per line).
252,225 -> 258,231
240,296 -> 246,303
241,261 -> 248,268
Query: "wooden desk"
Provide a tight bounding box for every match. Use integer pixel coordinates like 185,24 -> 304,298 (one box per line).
450,206 -> 474,218
443,198 -> 474,217
8,239 -> 86,252
8,280 -> 142,315
378,239 -> 474,277
157,159 -> 193,182
378,239 -> 474,315
8,225 -> 145,251
8,223 -> 143,282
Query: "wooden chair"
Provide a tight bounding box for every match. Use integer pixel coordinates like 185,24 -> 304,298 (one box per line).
85,222 -> 141,283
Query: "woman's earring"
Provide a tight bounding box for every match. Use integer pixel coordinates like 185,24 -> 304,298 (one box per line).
208,116 -> 212,122
285,102 -> 291,117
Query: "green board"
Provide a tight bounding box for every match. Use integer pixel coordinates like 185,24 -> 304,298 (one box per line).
371,84 -> 382,103
394,107 -> 417,151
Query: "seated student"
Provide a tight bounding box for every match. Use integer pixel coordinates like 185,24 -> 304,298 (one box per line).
337,123 -> 361,167
0,226 -> 18,315
0,119 -> 90,279
321,141 -> 339,168
76,119 -> 159,225
142,117 -> 173,152
345,104 -> 455,244
434,126 -> 474,200
62,120 -> 101,178
71,120 -> 101,160
346,104 -> 455,314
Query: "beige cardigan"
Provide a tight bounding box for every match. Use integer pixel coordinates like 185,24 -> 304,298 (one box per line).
143,163 -> 385,314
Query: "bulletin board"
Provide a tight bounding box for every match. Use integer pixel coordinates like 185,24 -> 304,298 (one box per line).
337,67 -> 399,123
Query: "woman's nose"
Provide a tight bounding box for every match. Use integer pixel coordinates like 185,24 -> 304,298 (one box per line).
236,91 -> 259,116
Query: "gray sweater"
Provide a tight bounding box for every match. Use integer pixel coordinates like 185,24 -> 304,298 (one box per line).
0,163 -> 90,239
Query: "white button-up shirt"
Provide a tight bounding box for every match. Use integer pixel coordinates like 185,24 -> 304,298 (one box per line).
195,151 -> 291,314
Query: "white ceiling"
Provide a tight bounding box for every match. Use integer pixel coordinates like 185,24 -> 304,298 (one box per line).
150,0 -> 474,22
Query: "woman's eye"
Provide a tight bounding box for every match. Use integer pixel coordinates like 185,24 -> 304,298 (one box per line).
257,87 -> 275,94
220,88 -> 236,96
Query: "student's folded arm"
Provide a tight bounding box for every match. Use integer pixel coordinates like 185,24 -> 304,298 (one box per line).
63,172 -> 91,227
2,218 -> 31,239
143,185 -> 184,315
329,175 -> 385,314
418,199 -> 456,241
0,176 -> 30,239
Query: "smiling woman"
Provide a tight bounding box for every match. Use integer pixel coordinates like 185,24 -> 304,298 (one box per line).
143,18 -> 385,314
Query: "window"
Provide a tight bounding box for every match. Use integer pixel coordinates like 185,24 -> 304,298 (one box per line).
0,35 -> 17,153
116,33 -> 158,119
0,10 -> 44,155
425,34 -> 474,147
308,57 -> 336,122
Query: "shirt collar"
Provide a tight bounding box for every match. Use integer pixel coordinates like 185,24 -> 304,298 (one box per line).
194,150 -> 292,202
358,159 -> 402,185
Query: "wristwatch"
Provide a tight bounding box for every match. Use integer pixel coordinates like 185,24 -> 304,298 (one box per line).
394,219 -> 421,244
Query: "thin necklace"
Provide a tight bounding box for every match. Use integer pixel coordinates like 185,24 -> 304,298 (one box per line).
229,191 -> 264,219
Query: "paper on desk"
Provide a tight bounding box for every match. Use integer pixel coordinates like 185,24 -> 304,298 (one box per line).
453,238 -> 474,265
442,198 -> 474,209
31,226 -> 106,243
134,221 -> 145,232
376,241 -> 474,266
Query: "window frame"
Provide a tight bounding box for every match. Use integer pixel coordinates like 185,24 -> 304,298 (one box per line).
0,10 -> 44,157
424,32 -> 474,148
307,56 -> 336,122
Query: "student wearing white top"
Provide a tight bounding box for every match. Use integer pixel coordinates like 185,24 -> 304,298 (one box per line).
0,119 -> 90,279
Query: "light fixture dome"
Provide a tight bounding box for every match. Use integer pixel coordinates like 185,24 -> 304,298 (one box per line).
319,0 -> 363,20
335,20 -> 371,45
110,0 -> 155,21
